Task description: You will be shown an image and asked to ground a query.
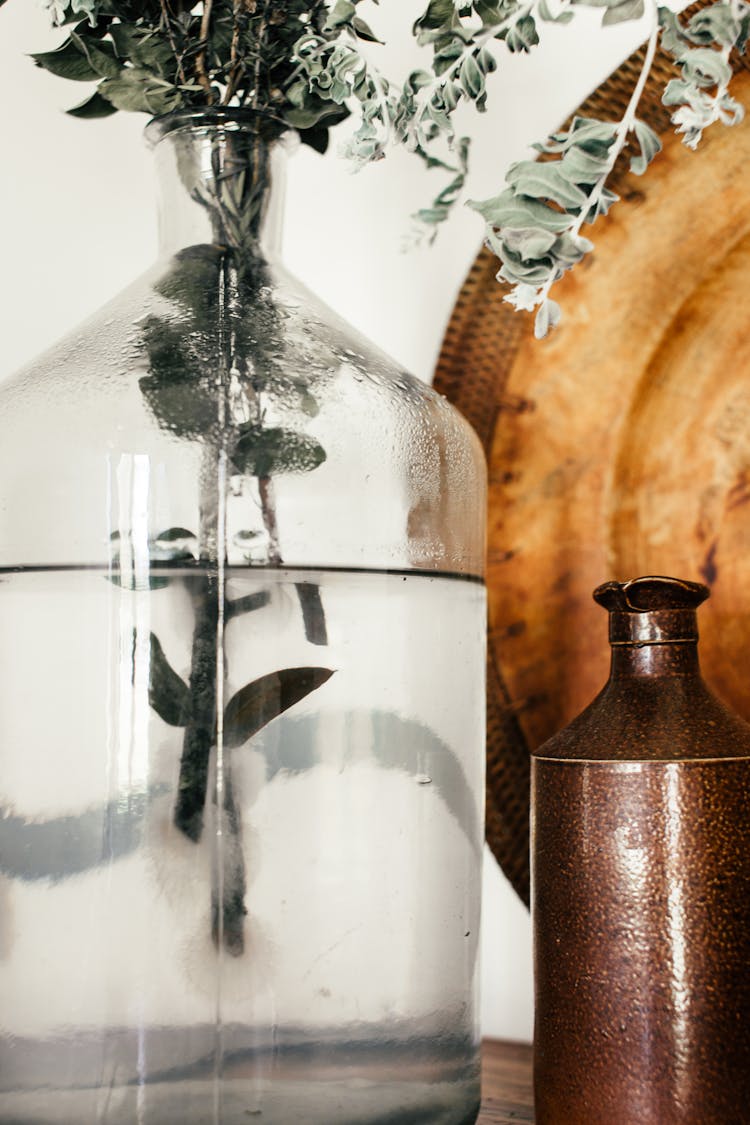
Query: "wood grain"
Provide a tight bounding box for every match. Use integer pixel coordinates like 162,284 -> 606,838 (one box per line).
479,1039 -> 534,1124
435,32 -> 750,902
487,72 -> 750,754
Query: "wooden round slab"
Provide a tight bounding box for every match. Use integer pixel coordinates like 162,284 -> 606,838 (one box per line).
436,37 -> 750,904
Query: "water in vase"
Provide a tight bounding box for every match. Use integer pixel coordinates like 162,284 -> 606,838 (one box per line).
0,565 -> 484,1124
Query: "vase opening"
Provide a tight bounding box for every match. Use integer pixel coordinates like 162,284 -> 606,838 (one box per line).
146,107 -> 296,261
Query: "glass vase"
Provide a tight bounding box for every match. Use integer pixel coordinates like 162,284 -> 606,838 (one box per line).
0,108 -> 486,1125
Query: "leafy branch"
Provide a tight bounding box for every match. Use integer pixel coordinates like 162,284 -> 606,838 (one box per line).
468,4 -> 661,337
111,522 -> 335,955
17,0 -> 750,332
286,0 -> 750,332
660,0 -> 748,147
29,0 -> 357,150
149,600 -> 334,954
418,0 -> 748,330
408,0 -> 749,331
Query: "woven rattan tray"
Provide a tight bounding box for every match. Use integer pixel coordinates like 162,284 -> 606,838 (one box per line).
436,24 -> 750,905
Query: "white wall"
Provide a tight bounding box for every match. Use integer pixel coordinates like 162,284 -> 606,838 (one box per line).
0,1 -> 650,1043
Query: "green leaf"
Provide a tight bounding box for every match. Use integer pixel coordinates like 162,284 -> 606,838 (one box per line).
108,23 -> 176,72
538,0 -> 575,23
99,67 -> 181,114
505,14 -> 539,52
67,90 -> 118,118
434,36 -> 469,69
687,4 -> 741,48
154,244 -> 223,324
658,5 -> 689,57
284,95 -> 348,129
325,0 -> 356,29
148,633 -> 191,727
130,33 -> 176,78
682,46 -> 732,88
414,0 -> 456,34
109,24 -> 141,58
70,30 -> 121,78
297,121 -> 334,154
630,118 -> 661,175
553,230 -> 593,264
662,77 -> 692,107
602,0 -> 644,26
460,53 -> 485,99
469,190 -> 574,232
352,15 -> 383,42
541,117 -> 619,157
223,667 -> 334,749
737,10 -> 750,53
506,160 -> 588,209
232,425 -> 327,477
477,44 -> 498,75
139,316 -> 219,441
32,38 -> 101,82
497,245 -> 557,284
560,145 -> 612,183
502,227 -> 558,260
474,0 -> 506,19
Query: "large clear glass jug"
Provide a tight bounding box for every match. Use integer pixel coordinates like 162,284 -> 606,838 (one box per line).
0,109 -> 487,1125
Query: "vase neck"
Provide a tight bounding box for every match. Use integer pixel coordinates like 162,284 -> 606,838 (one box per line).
609,641 -> 701,679
594,575 -> 708,681
147,110 -> 290,262
608,604 -> 701,678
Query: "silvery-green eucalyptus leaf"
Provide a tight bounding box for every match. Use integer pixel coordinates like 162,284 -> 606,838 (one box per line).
506,160 -> 589,209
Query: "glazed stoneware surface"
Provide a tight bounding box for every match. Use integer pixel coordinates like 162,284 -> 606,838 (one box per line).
532,577 -> 750,1125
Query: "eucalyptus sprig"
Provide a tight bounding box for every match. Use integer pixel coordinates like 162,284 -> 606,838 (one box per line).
408,0 -> 749,333
26,0 -> 374,151
468,8 -> 662,337
286,0 -> 750,332
14,0 -> 750,333
660,0 -> 749,147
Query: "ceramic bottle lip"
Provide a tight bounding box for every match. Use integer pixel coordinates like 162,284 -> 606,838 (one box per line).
593,575 -> 709,646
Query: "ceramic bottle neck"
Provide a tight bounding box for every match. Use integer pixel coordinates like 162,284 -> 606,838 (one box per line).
607,604 -> 702,678
595,577 -> 708,681
609,639 -> 701,679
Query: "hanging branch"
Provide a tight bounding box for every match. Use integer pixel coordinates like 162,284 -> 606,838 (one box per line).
23,0 -> 750,329
469,3 -> 661,337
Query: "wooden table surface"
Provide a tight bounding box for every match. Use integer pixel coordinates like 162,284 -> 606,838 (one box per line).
479,1039 -> 534,1123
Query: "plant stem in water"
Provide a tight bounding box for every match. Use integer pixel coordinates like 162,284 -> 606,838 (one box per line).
175,574 -> 220,842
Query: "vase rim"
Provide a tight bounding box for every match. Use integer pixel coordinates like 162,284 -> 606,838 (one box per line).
145,107 -> 294,149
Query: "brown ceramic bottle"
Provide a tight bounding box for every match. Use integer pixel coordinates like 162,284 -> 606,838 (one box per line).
532,575 -> 750,1125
